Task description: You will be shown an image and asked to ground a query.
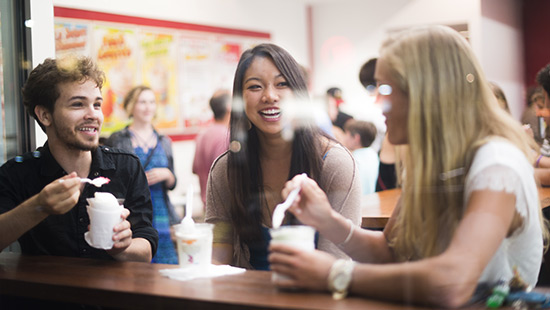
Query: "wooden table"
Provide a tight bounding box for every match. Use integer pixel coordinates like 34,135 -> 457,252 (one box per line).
362,187 -> 550,230
541,187 -> 550,208
361,188 -> 400,229
0,252 -> 474,310
0,253 -> 521,309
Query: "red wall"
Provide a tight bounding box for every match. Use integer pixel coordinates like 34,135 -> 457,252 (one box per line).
523,0 -> 550,88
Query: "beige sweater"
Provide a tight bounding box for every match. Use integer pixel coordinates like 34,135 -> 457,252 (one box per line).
205,144 -> 362,269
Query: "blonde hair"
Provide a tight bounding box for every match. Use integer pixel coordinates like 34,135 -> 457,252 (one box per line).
381,25 -> 542,260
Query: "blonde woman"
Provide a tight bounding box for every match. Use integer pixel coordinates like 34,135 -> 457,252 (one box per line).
269,25 -> 546,307
106,86 -> 179,264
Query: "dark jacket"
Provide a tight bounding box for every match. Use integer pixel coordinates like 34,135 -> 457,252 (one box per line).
106,126 -> 180,225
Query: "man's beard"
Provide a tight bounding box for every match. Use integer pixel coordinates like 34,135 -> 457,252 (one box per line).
52,122 -> 99,151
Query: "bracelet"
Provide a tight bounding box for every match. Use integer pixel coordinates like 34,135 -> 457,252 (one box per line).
338,219 -> 354,246
536,155 -> 543,168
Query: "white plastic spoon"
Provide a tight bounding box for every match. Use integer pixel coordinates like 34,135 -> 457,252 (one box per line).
272,186 -> 301,229
80,177 -> 110,187
181,184 -> 195,230
271,172 -> 307,229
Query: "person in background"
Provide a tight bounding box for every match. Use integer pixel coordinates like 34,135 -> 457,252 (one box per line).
359,57 -> 399,191
106,85 -> 178,264
342,120 -> 379,194
269,25 -> 545,307
375,135 -> 401,191
488,81 -> 510,113
326,87 -> 354,143
205,43 -> 361,270
358,58 -> 378,96
531,63 -> 550,286
522,86 -> 545,145
193,89 -> 231,207
358,57 -> 386,153
300,64 -> 334,138
533,64 -> 550,184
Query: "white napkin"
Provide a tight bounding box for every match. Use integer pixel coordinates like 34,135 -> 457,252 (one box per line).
159,264 -> 245,281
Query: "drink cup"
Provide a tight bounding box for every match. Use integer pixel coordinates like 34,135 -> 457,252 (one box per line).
85,205 -> 123,249
269,225 -> 315,283
84,192 -> 123,250
174,223 -> 214,268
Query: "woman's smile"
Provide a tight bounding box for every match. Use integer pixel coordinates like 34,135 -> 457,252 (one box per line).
259,107 -> 281,121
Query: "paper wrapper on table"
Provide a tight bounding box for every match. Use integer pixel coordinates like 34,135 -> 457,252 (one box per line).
159,264 -> 245,281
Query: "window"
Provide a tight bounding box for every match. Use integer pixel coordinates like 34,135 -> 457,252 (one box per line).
0,0 -> 32,253
0,0 -> 33,163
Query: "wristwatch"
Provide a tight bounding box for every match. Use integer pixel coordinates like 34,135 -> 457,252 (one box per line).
327,259 -> 356,300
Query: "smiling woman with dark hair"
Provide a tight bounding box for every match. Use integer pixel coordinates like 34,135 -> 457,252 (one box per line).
205,43 -> 361,270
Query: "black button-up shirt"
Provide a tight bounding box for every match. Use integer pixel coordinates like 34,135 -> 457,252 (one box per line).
0,143 -> 158,260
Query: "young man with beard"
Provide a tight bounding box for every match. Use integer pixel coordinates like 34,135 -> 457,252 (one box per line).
0,56 -> 158,262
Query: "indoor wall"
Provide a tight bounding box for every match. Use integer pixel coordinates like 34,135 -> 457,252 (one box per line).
28,0 -> 536,211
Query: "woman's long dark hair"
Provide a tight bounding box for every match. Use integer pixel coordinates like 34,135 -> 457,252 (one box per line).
228,43 -> 328,246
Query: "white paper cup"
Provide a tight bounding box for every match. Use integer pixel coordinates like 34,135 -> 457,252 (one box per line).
174,223 -> 214,268
85,205 -> 123,249
269,225 -> 315,283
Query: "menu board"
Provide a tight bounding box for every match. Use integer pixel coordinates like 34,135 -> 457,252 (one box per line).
54,7 -> 270,138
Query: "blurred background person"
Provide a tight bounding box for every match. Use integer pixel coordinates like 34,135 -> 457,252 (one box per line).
342,120 -> 379,194
358,58 -> 378,97
300,64 -> 334,138
522,86 -> 546,145
326,87 -> 354,143
531,62 -> 550,285
358,57 -> 400,191
106,85 -> 179,264
205,43 -> 361,270
534,64 -> 550,180
376,135 -> 401,191
193,89 -> 231,207
527,65 -> 550,189
357,57 -> 386,153
535,65 -> 550,158
488,81 -> 510,113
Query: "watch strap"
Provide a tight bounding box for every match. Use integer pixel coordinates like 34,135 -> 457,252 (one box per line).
327,259 -> 356,300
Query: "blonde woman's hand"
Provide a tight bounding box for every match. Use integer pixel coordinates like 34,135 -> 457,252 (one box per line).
283,175 -> 334,231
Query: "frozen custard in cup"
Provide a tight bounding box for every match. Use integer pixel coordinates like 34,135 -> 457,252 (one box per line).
269,225 -> 316,283
85,192 -> 123,249
173,223 -> 214,268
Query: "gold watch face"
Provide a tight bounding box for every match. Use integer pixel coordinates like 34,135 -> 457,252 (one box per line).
334,272 -> 350,291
